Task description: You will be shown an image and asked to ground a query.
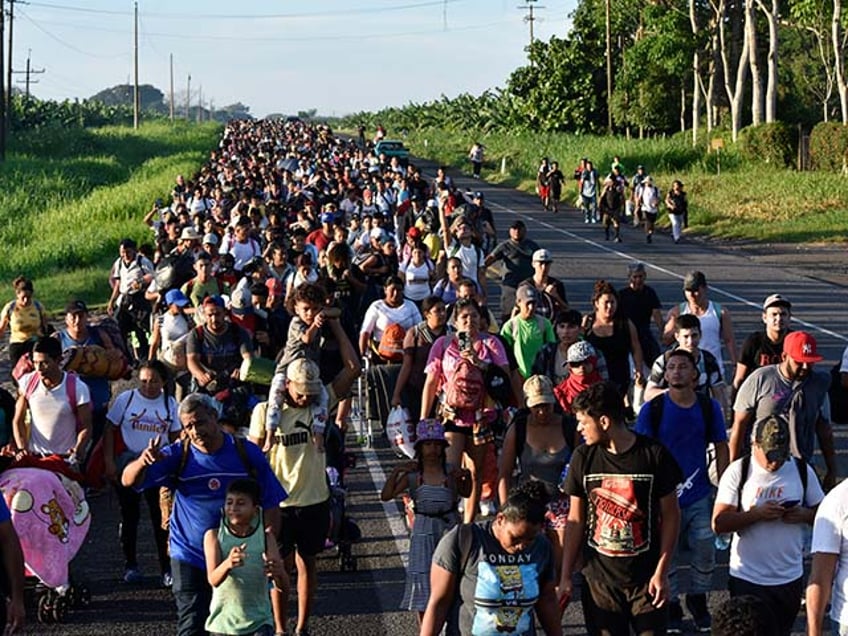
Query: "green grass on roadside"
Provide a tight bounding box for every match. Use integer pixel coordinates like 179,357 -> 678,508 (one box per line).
1,121 -> 221,312
400,128 -> 848,244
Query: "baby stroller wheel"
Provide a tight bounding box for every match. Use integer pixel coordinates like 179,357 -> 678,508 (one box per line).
71,584 -> 91,608
37,594 -> 53,624
52,595 -> 69,623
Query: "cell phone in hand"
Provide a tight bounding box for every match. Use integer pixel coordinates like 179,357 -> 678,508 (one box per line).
155,198 -> 163,207
457,331 -> 472,352
781,499 -> 800,508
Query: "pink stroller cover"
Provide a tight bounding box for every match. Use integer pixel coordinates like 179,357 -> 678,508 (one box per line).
0,467 -> 91,589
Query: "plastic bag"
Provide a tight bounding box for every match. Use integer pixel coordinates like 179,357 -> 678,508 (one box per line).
385,406 -> 416,459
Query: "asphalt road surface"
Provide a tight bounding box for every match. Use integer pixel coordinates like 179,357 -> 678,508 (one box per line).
17,160 -> 848,635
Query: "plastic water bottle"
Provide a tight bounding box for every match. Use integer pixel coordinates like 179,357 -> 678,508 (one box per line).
714,533 -> 731,551
558,463 -> 570,494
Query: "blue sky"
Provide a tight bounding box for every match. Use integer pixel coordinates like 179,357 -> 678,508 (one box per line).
14,0 -> 576,118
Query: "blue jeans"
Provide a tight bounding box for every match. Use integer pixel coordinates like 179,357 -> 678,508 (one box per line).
669,495 -> 715,599
172,557 -> 212,636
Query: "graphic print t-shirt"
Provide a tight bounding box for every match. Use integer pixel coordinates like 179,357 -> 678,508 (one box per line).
564,434 -> 682,587
433,521 -> 553,635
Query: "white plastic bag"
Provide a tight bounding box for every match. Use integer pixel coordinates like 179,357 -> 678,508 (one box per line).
386,406 -> 416,459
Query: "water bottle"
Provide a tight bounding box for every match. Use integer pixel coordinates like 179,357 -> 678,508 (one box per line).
558,463 -> 570,494
714,533 -> 731,551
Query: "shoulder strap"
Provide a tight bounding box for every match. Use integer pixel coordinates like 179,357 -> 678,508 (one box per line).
510,318 -> 518,342
176,436 -> 192,478
234,436 -> 258,481
407,470 -> 419,498
120,389 -> 137,429
513,410 -> 529,460
24,372 -> 41,401
457,523 -> 475,578
696,393 -> 715,446
714,301 -> 723,329
648,395 -> 664,439
794,456 -> 808,502
736,454 -> 752,511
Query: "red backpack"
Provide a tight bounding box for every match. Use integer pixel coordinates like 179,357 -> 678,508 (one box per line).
444,341 -> 485,410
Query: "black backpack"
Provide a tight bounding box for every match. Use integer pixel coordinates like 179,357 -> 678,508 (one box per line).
646,392 -> 715,445
154,251 -> 195,292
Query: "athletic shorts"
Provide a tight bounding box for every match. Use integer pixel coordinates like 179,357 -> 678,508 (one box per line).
277,499 -> 331,558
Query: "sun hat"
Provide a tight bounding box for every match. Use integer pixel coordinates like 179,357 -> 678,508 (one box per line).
179,227 -> 201,241
414,419 -> 447,447
286,358 -> 323,396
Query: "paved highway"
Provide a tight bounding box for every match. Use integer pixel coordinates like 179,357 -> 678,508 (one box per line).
22,161 -> 848,635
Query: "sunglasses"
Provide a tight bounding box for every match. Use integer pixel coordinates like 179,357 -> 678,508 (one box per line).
568,360 -> 590,368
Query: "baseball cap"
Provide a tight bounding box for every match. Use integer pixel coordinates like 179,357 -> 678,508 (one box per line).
532,248 -> 553,264
628,262 -> 646,275
65,299 -> 88,314
567,341 -> 595,364
414,419 -> 447,447
202,295 -> 226,309
683,270 -> 707,291
762,293 -> 792,311
286,358 -> 323,396
320,212 -> 335,224
407,226 -> 422,240
753,415 -> 790,463
164,289 -> 190,307
202,233 -> 219,246
515,285 -> 538,304
783,331 -> 823,363
510,219 -> 526,230
474,191 -> 484,199
524,375 -> 556,408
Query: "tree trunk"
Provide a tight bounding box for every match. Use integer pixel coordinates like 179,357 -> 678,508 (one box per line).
720,0 -> 751,141
690,0 -> 701,145
747,1 -> 763,126
755,0 -> 779,122
834,0 -> 848,123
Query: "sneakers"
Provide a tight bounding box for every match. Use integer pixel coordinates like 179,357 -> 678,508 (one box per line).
123,567 -> 143,584
614,235 -> 622,243
479,499 -> 496,517
667,600 -> 684,634
685,593 -> 712,632
161,572 -> 173,588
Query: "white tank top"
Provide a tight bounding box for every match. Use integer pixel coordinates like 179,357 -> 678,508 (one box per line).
681,300 -> 723,370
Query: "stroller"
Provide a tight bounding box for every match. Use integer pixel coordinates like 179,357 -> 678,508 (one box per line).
0,464 -> 92,623
324,423 -> 361,572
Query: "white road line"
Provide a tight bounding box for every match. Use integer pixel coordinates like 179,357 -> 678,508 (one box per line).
362,444 -> 410,569
489,200 -> 848,344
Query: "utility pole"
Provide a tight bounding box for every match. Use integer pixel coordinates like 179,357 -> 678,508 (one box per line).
14,50 -> 44,100
517,0 -> 544,61
168,53 -> 174,122
605,0 -> 613,134
197,84 -> 202,123
133,1 -> 139,129
6,0 -> 13,130
0,0 -> 6,162
185,73 -> 190,120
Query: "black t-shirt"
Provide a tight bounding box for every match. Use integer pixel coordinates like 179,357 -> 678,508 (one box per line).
564,434 -> 682,587
618,285 -> 662,335
739,329 -> 788,378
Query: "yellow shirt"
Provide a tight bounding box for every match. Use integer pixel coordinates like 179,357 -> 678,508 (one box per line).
3,300 -> 45,343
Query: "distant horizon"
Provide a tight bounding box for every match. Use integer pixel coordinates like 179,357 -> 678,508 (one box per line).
14,0 -> 576,120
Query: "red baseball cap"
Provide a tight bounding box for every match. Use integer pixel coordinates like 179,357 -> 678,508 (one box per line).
783,331 -> 823,363
407,227 -> 422,239
265,278 -> 283,297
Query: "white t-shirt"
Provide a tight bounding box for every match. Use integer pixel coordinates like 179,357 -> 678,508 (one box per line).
715,455 -> 824,585
20,372 -> 91,455
359,300 -> 422,342
448,243 -> 482,284
106,388 -> 180,454
811,477 -> 848,625
840,345 -> 848,373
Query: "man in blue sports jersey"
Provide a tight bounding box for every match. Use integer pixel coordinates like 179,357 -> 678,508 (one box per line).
123,393 -> 287,636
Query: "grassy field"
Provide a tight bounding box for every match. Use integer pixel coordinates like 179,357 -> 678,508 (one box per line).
0,121 -> 221,312
401,128 -> 848,244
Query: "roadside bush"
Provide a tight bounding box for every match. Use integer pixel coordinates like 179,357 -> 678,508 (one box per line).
809,122 -> 848,172
738,122 -> 797,167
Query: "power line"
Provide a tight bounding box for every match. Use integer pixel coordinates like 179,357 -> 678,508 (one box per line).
18,10 -> 129,59
25,0 -> 471,20
20,13 -> 512,44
